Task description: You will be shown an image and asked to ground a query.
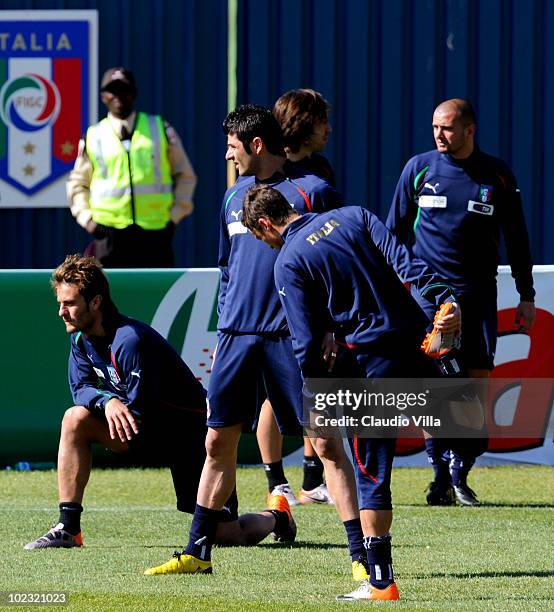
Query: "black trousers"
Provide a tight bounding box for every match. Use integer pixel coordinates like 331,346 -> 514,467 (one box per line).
93,223 -> 175,268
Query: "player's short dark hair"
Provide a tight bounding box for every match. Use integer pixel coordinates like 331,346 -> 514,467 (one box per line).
457,100 -> 476,126
242,185 -> 294,231
223,104 -> 285,156
437,98 -> 476,126
273,89 -> 330,153
51,254 -> 118,318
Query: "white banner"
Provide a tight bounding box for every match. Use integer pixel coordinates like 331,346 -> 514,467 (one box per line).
284,266 -> 554,466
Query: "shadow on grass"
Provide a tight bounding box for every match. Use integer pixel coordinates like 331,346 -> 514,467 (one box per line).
396,502 -> 554,509
113,542 -> 347,551
98,541 -> 421,551
412,570 -> 554,579
258,541 -> 345,550
478,502 -> 554,508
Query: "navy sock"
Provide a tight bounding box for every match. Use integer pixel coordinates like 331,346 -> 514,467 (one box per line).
343,518 -> 365,561
263,460 -> 287,491
58,502 -> 83,535
267,508 -> 288,533
425,438 -> 450,485
302,454 -> 324,491
449,451 -> 475,487
184,504 -> 220,561
364,534 -> 394,589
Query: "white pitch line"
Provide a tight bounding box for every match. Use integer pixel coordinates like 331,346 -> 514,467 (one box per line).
0,506 -> 175,512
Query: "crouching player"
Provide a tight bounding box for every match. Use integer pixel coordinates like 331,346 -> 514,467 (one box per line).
242,186 -> 461,601
24,255 -> 294,552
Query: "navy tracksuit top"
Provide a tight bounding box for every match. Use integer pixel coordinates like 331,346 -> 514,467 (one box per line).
386,148 -> 534,301
274,206 -> 455,378
68,315 -> 207,416
217,170 -> 342,334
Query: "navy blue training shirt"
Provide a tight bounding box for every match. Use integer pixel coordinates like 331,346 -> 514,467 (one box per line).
274,206 -> 456,378
217,169 -> 342,334
285,154 -> 336,187
386,148 -> 534,300
69,315 -> 207,416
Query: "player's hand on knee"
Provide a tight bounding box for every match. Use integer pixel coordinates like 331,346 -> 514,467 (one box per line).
105,397 -> 140,443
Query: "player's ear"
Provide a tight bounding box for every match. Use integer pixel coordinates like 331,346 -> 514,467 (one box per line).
258,217 -> 270,231
90,294 -> 102,312
251,136 -> 264,155
465,123 -> 476,138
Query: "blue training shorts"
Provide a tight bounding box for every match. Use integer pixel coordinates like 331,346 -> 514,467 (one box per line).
348,345 -> 437,510
207,332 -> 304,433
416,290 -> 498,371
456,294 -> 497,371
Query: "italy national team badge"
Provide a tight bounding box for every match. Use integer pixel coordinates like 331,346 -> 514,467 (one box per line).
107,365 -> 121,385
0,11 -> 98,205
479,185 -> 493,203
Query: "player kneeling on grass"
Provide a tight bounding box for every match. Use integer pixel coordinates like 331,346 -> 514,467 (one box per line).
24,255 -> 295,552
241,185 -> 461,601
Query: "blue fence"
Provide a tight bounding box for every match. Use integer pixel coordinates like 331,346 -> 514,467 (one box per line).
236,0 -> 554,264
0,0 -> 552,267
0,0 -> 228,268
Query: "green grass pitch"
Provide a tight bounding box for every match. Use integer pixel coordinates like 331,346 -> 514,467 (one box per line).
1,465 -> 553,610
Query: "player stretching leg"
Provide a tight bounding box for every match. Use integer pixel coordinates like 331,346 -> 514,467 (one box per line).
241,185 -> 461,600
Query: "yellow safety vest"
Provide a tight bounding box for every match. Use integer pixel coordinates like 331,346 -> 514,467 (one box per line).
86,113 -> 173,230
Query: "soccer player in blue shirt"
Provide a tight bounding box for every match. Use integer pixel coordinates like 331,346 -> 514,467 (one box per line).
386,99 -> 535,506
241,185 -> 461,601
146,105 -> 367,580
24,255 -> 294,551
253,89 -> 338,508
274,88 -> 336,186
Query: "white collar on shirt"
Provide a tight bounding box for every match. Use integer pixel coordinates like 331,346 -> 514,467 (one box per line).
107,111 -> 136,139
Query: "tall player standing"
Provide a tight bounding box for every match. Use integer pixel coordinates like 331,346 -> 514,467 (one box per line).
386,98 -> 535,505
255,89 -> 339,507
145,105 -> 366,578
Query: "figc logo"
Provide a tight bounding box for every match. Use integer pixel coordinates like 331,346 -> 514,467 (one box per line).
0,73 -> 60,132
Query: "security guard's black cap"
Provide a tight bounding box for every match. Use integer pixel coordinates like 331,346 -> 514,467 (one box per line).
100,67 -> 136,94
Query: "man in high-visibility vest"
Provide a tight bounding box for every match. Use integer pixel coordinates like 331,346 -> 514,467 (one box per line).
67,67 -> 197,267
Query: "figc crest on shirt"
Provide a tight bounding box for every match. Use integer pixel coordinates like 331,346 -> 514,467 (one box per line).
479,185 -> 493,203
107,365 -> 120,385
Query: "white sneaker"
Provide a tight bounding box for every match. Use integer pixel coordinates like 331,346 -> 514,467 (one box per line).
336,579 -> 400,601
269,483 -> 298,506
298,483 -> 334,505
